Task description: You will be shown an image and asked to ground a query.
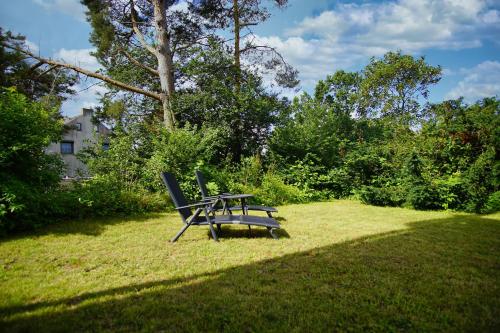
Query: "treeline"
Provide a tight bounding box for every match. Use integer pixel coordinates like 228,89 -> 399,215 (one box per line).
1,34 -> 499,233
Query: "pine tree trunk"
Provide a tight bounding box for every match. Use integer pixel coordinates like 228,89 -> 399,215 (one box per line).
152,0 -> 176,131
233,0 -> 241,94
232,0 -> 243,161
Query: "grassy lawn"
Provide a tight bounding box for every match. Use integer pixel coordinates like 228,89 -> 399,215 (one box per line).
0,200 -> 499,332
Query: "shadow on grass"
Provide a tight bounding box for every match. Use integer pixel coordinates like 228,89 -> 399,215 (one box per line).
205,226 -> 291,239
1,215 -> 499,332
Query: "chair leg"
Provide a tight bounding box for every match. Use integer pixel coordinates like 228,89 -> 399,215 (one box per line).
208,222 -> 219,241
217,224 -> 222,234
266,211 -> 273,218
267,227 -> 278,240
248,225 -> 252,237
203,207 -> 219,242
171,223 -> 191,242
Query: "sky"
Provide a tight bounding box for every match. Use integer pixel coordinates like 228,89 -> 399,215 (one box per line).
1,0 -> 499,117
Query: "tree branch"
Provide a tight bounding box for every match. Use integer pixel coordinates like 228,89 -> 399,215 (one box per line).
3,43 -> 162,101
241,44 -> 287,64
29,61 -> 45,72
118,46 -> 159,76
36,65 -> 60,78
130,0 -> 158,57
240,21 -> 258,27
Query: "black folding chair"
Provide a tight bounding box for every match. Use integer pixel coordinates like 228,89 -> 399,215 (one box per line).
161,172 -> 281,242
195,170 -> 278,217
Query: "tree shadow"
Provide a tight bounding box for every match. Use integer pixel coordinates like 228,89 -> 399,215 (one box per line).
1,215 -> 499,332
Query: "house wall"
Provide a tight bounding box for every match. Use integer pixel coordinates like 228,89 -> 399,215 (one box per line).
46,108 -> 109,178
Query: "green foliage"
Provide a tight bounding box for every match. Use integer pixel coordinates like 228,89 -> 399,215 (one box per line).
359,185 -> 405,207
232,172 -> 306,206
0,89 -> 65,232
484,191 -> 500,214
0,29 -> 76,102
360,51 -> 442,123
175,41 -> 284,161
269,56 -> 497,213
144,125 -> 224,199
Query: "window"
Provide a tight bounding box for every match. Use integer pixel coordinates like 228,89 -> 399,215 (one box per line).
60,141 -> 74,154
102,143 -> 110,151
75,123 -> 82,131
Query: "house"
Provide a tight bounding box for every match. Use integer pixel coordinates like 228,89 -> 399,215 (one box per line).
46,108 -> 111,178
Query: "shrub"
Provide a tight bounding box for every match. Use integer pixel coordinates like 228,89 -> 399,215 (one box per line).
483,191 -> 500,214
359,185 -> 405,207
144,125 -> 223,200
0,88 -> 64,232
230,172 -> 306,206
405,183 -> 443,210
461,148 -> 497,213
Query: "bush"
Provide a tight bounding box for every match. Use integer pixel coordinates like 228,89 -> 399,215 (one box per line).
144,125 -> 223,200
359,185 -> 405,207
405,184 -> 443,210
483,191 -> 500,214
0,88 -> 64,232
233,172 -> 306,206
461,148 -> 497,213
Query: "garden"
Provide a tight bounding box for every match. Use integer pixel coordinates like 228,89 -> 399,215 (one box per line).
0,0 -> 499,331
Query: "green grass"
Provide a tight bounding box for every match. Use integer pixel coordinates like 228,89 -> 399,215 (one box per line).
0,200 -> 499,332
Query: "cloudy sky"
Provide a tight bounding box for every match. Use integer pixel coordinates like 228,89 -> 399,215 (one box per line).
1,0 -> 499,116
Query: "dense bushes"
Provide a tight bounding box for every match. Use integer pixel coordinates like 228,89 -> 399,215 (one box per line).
0,90 -> 167,234
271,93 -> 499,213
0,89 -> 64,232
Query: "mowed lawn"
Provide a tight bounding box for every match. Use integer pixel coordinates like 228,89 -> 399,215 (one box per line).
0,200 -> 499,332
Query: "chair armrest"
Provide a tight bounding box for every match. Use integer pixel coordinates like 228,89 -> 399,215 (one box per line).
176,201 -> 215,210
218,194 -> 253,200
202,195 -> 220,200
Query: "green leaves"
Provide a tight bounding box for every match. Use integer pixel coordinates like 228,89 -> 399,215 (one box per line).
360,51 -> 441,123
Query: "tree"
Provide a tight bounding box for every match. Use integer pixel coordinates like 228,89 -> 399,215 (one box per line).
360,51 -> 441,123
187,0 -> 298,160
314,70 -> 362,115
2,0 -> 206,130
174,40 -> 286,160
0,29 -> 76,104
192,0 -> 298,92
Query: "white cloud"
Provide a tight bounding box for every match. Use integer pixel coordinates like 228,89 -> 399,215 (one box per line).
52,48 -> 105,116
445,61 -> 500,101
168,1 -> 189,13
25,40 -> 39,53
33,0 -> 86,22
257,0 -> 499,92
54,48 -> 101,72
61,81 -> 108,117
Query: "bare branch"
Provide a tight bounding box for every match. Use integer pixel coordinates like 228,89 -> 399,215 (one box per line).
240,21 -> 258,27
241,44 -> 287,63
36,65 -> 60,78
29,61 -> 44,72
118,46 -> 159,76
3,43 -> 162,101
130,0 -> 158,57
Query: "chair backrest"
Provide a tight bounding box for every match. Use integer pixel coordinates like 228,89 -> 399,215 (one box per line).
161,172 -> 192,221
195,170 -> 210,199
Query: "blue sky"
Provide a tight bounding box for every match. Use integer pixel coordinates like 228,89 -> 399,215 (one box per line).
1,0 -> 499,116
